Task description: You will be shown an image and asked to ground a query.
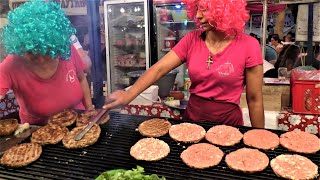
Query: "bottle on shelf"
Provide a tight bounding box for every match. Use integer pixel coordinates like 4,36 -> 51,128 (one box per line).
183,66 -> 191,100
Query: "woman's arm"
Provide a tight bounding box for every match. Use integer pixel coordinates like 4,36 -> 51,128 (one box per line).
103,51 -> 183,109
78,72 -> 93,110
245,65 -> 265,128
76,48 -> 92,74
71,35 -> 92,74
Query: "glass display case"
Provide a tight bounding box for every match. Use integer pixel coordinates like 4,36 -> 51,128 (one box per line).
104,0 -> 150,95
153,1 -> 196,88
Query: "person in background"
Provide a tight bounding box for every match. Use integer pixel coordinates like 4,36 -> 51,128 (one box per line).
312,45 -> 320,70
104,0 -> 265,128
267,25 -> 274,36
265,44 -> 277,64
285,32 -> 294,42
249,33 -> 257,39
250,33 -> 276,64
282,32 -> 295,45
71,34 -> 92,74
264,44 -> 300,78
0,1 -> 9,18
277,44 -> 300,71
0,0 -> 93,125
270,34 -> 283,55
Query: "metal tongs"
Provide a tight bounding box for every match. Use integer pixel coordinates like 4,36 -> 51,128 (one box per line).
74,109 -> 108,141
74,99 -> 115,141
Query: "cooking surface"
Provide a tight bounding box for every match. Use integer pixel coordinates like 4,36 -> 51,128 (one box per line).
0,125 -> 39,156
0,112 -> 319,180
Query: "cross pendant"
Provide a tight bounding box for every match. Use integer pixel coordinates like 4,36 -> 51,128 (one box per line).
206,55 -> 213,70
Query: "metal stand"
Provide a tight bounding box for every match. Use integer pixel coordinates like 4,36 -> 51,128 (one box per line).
307,3 -> 314,65
87,0 -> 105,108
261,0 -> 268,58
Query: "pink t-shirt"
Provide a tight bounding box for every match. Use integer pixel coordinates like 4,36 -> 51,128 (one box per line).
0,46 -> 86,125
173,29 -> 263,104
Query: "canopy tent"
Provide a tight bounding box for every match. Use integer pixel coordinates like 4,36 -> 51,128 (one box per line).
246,3 -> 286,14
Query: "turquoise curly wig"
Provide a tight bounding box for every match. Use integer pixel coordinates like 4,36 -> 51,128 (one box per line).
1,0 -> 76,60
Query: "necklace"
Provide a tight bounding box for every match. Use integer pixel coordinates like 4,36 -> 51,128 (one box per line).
206,52 -> 213,70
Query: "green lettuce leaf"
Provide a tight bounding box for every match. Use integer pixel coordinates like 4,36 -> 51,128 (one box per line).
95,166 -> 166,180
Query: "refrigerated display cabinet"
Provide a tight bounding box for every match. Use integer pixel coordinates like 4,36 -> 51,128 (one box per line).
152,1 -> 196,87
104,0 -> 150,95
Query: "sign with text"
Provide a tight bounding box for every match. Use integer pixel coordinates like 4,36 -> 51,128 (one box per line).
9,0 -> 105,15
296,2 -> 320,42
274,0 -> 319,4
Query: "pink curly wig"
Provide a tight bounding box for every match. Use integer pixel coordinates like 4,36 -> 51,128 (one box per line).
183,0 -> 250,36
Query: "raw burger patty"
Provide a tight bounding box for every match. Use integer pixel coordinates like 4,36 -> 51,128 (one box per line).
48,109 -> 77,127
130,138 -> 170,161
280,131 -> 320,154
205,125 -> 243,146
31,124 -> 68,145
62,124 -> 101,149
0,143 -> 42,167
138,118 -> 171,137
180,143 -> 224,169
271,154 -> 318,180
243,129 -> 279,150
77,110 -> 110,126
169,123 -> 206,143
225,148 -> 269,173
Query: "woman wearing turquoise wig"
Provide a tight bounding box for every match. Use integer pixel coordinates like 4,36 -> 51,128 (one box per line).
0,0 -> 93,125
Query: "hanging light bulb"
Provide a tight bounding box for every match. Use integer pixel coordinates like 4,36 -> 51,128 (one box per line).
120,7 -> 125,13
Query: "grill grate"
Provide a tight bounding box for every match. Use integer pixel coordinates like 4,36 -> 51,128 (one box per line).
0,112 -> 319,180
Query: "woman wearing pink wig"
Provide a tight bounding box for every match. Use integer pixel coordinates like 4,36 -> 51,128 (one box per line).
104,0 -> 265,128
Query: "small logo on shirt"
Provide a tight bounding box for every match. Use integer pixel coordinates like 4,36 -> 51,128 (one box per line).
217,62 -> 234,77
66,70 -> 76,83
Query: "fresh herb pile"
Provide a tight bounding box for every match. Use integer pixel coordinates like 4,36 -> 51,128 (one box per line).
95,166 -> 166,180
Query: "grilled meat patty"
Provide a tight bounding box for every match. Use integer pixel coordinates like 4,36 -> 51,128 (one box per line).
31,124 -> 68,145
62,124 -> 101,149
130,138 -> 170,161
180,143 -> 224,169
0,143 -> 42,168
169,123 -> 206,143
76,110 -> 110,127
271,154 -> 318,180
225,148 -> 269,173
243,129 -> 279,150
48,109 -> 77,127
205,125 -> 243,146
138,118 -> 171,137
280,131 -> 320,154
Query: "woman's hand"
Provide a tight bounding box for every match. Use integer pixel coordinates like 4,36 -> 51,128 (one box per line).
102,90 -> 132,110
87,105 -> 95,111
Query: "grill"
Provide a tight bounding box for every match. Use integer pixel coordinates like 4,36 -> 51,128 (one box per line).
0,112 -> 319,180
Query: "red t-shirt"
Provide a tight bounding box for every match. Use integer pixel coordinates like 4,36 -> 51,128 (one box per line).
0,46 -> 86,125
173,29 -> 263,104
